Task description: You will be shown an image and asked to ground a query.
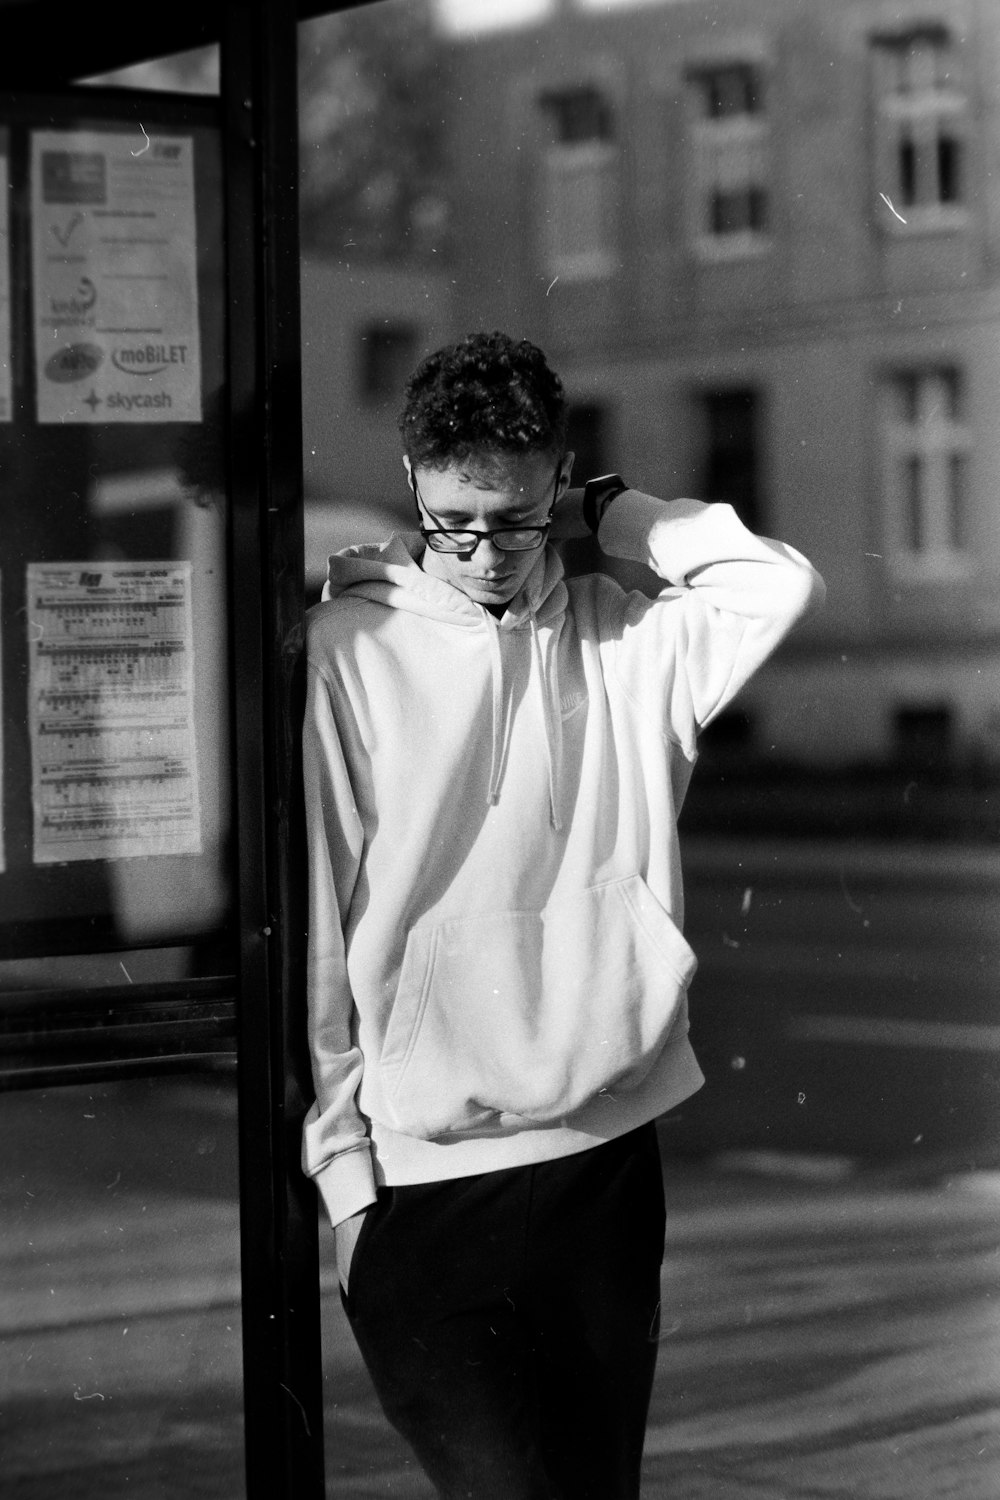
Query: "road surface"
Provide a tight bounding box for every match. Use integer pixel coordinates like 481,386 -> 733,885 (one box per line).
3,1080 -> 999,1498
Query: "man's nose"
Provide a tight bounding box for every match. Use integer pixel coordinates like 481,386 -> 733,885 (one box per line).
477,536 -> 507,570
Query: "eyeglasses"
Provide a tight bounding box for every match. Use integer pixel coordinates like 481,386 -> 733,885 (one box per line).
413,461 -> 562,557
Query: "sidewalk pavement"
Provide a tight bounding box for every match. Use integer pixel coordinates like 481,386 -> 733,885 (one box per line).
320,1152 -> 1000,1498
4,1079 -> 999,1499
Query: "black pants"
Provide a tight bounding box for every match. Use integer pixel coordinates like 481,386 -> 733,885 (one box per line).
342,1123 -> 666,1500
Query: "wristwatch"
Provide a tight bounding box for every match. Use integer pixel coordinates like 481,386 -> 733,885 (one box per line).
582,473 -> 628,533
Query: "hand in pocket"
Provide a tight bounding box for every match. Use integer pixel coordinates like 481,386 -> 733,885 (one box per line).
335,1207 -> 371,1294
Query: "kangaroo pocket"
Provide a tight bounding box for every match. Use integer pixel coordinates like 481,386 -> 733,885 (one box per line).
379,875 -> 697,1140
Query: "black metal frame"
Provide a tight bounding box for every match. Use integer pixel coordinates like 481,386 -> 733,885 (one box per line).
0,979 -> 236,1087
222,4 -> 325,1495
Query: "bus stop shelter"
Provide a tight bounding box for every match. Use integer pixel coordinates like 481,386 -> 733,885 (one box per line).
0,3 -> 340,1495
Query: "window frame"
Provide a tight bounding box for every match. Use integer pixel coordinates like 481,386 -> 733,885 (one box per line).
537,82 -> 619,282
871,27 -> 969,235
686,59 -> 772,260
881,366 -> 972,580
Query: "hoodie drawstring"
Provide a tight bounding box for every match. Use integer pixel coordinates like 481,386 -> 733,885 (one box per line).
530,612 -> 563,833
483,610 -> 563,832
485,615 -> 508,807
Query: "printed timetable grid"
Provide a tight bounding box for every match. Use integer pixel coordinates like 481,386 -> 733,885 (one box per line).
26,562 -> 202,863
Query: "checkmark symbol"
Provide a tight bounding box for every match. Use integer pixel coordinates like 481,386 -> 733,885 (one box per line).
51,212 -> 84,247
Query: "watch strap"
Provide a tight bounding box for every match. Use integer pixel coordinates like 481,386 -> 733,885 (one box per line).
582,473 -> 628,533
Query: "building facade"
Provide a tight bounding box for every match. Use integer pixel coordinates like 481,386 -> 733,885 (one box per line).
429,0 -> 1000,770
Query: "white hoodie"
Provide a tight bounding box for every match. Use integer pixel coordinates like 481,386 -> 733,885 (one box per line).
302,491 -> 824,1227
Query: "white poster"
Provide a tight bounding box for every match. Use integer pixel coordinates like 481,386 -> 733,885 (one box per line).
31,128 -> 201,424
0,127 -> 11,423
26,562 -> 202,863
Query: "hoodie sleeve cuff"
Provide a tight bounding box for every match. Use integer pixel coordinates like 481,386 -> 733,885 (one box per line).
597,491 -> 713,584
310,1144 -> 377,1229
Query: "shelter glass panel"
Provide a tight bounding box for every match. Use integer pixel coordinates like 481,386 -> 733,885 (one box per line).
0,91 -> 233,988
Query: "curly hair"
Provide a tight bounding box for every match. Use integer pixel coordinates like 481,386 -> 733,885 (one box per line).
399,331 -> 567,469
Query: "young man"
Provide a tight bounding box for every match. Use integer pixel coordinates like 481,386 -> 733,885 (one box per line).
303,330 -> 824,1498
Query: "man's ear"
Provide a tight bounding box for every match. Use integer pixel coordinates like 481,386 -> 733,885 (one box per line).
559,451 -> 576,496
403,454 -> 414,491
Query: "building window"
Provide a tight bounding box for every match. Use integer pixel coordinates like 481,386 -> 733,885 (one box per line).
358,324 -> 418,404
872,28 -> 966,228
537,84 -> 617,279
883,368 -> 970,576
687,62 -> 770,253
894,704 -> 953,770
699,388 -> 762,533
566,400 -> 608,485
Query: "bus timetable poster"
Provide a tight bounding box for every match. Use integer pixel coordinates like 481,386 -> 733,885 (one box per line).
26,561 -> 202,863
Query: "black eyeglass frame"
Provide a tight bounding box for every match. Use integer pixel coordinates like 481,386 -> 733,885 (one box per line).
412,459 -> 564,558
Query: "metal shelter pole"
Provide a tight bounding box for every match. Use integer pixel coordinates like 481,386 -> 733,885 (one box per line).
223,3 -> 325,1496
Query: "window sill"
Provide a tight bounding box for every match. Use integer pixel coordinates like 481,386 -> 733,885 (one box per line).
544,256 -> 617,282
879,206 -> 969,236
887,552 -> 974,583
693,234 -> 772,261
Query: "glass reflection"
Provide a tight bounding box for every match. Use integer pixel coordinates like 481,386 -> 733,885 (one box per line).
79,48 -> 220,96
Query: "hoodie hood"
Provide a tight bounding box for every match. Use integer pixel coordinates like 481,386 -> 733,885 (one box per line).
321,531 -> 569,827
321,530 -> 567,628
